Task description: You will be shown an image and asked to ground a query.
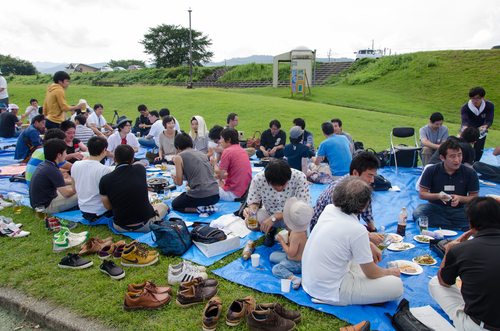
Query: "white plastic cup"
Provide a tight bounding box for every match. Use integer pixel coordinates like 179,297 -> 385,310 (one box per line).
251,254 -> 260,267
281,279 -> 291,293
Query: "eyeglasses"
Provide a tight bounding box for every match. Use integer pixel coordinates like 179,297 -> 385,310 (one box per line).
124,124 -> 131,127
470,96 -> 482,101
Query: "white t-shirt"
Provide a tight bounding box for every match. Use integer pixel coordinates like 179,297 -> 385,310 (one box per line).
148,120 -> 164,147
302,205 -> 373,302
173,116 -> 181,132
107,132 -> 139,154
25,106 -> 39,124
0,76 -> 7,99
88,113 -> 107,130
71,159 -> 112,215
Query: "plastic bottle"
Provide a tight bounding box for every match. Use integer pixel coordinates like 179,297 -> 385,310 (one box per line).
242,240 -> 255,260
396,207 -> 408,237
377,226 -> 390,251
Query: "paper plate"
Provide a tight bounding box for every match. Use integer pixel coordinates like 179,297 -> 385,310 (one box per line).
394,260 -> 423,275
146,168 -> 161,172
171,192 -> 182,198
412,255 -> 437,266
413,235 -> 433,244
387,233 -> 403,243
435,230 -> 458,237
388,242 -> 415,251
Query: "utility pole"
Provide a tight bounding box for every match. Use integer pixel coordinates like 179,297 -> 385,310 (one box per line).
188,7 -> 193,85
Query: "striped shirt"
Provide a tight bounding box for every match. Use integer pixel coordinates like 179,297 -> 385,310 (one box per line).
75,125 -> 94,145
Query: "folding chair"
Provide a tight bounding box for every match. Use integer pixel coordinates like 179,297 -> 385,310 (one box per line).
390,127 -> 422,173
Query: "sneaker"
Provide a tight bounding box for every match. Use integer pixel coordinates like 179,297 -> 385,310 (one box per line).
176,285 -> 218,308
113,244 -> 126,259
98,240 -> 125,259
255,302 -> 302,324
125,240 -> 159,257
100,259 -> 125,280
53,230 -> 88,253
59,218 -> 78,230
169,260 -> 206,273
264,227 -> 277,247
54,227 -> 89,240
0,221 -> 30,238
168,263 -> 208,285
58,253 -> 93,269
123,288 -> 171,311
202,297 -> 222,331
179,277 -> 219,292
128,280 -> 172,295
0,216 -> 23,230
45,217 -> 62,232
120,244 -> 158,267
79,236 -> 113,255
291,276 -> 302,290
246,308 -> 295,331
340,321 -> 371,331
0,198 -> 12,208
225,296 -> 255,326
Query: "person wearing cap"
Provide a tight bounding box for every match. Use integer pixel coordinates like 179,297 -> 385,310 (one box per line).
293,118 -> 315,158
106,116 -> 139,162
0,104 -> 25,138
270,197 -> 312,290
88,103 -> 114,138
43,71 -> 86,130
0,69 -> 8,106
284,126 -> 310,175
302,176 -> 403,306
213,128 -> 252,201
312,121 -> 352,179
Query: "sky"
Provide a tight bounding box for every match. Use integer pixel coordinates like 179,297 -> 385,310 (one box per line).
2,0 -> 500,66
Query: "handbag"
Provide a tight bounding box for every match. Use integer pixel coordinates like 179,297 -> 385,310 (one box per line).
385,299 -> 434,331
190,225 -> 227,244
367,148 -> 391,168
371,174 -> 392,191
246,131 -> 261,149
150,218 -> 192,256
146,147 -> 159,164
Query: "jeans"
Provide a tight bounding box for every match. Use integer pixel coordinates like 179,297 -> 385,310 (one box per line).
413,203 -> 469,231
171,193 -> 219,213
113,203 -> 169,233
270,251 -> 302,279
256,149 -> 284,158
45,119 -> 60,130
473,162 -> 500,183
138,137 -> 157,148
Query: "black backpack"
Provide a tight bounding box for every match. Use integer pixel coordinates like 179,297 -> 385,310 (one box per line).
190,225 -> 227,244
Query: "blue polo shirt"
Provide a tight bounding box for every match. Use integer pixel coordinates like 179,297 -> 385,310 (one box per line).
14,125 -> 43,160
420,162 -> 479,208
317,134 -> 352,176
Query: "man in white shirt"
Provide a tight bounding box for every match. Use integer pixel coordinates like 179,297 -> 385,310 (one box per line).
138,110 -> 163,148
87,103 -> 114,138
0,70 -> 9,106
302,176 -> 403,306
71,136 -> 113,222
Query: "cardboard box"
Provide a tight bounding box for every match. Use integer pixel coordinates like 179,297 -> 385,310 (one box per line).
193,232 -> 240,258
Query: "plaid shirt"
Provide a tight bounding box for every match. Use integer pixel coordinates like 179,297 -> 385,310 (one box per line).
310,174 -> 374,231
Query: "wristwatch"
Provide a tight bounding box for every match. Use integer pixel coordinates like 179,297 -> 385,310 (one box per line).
271,216 -> 276,223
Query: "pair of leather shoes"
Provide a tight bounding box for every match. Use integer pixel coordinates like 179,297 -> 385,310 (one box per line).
340,321 -> 370,331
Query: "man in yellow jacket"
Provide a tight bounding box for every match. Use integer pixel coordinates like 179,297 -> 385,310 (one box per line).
43,71 -> 85,130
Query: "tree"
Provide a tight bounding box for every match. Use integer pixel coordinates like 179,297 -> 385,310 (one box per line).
140,24 -> 213,68
108,59 -> 146,69
0,54 -> 37,75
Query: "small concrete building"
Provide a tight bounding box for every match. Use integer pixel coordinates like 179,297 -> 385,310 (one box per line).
273,46 -> 315,88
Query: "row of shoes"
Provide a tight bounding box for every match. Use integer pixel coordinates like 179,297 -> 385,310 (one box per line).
202,296 -> 301,331
53,227 -> 89,253
0,216 -> 30,238
119,240 -> 159,267
57,253 -> 125,280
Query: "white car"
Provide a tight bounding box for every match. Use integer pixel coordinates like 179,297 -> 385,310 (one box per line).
100,66 -> 114,72
113,67 -> 126,71
354,49 -> 384,61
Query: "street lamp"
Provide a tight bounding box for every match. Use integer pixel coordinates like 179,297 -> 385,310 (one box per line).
188,7 -> 193,86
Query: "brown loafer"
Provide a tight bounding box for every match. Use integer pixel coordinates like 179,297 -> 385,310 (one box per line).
176,285 -> 218,308
179,277 -> 219,292
246,308 -> 295,331
256,302 -> 302,323
226,296 -> 255,326
128,279 -> 172,295
79,236 -> 113,255
340,321 -> 370,331
202,297 -> 222,331
123,288 -> 171,311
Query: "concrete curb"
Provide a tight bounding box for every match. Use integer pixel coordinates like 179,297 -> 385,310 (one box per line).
0,287 -> 120,331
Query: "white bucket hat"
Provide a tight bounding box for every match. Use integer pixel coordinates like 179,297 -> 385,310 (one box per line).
283,197 -> 313,232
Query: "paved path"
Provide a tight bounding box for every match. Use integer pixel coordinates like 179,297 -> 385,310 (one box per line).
0,304 -> 49,330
